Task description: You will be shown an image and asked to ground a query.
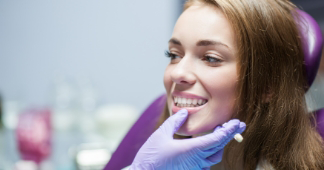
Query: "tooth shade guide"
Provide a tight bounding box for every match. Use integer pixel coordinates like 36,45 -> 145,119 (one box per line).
234,134 -> 243,143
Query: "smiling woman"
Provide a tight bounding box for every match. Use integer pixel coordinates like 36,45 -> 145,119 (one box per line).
129,0 -> 324,169
159,0 -> 324,169
164,4 -> 238,136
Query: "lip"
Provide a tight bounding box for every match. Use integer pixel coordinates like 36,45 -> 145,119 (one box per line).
171,91 -> 208,115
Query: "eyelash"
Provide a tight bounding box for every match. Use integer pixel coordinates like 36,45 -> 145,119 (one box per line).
203,55 -> 223,63
165,51 -> 180,60
165,50 -> 223,65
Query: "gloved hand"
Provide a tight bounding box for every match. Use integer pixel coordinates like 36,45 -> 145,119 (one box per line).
130,109 -> 246,170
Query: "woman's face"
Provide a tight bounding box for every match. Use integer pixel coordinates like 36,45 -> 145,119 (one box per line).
164,4 -> 239,136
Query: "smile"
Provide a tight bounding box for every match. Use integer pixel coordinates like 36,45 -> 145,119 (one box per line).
174,97 -> 207,107
171,91 -> 208,114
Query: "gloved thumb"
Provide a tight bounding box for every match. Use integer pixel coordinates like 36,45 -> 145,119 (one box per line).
159,109 -> 188,137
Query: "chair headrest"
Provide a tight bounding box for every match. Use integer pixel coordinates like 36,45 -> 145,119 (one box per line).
296,9 -> 323,88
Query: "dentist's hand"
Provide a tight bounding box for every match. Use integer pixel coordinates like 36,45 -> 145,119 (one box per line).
130,109 -> 246,170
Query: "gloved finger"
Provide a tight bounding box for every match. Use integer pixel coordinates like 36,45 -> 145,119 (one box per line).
189,119 -> 243,149
216,121 -> 246,147
209,122 -> 246,150
159,109 -> 188,137
199,149 -> 224,168
191,119 -> 241,149
206,149 -> 224,164
223,120 -> 246,134
214,125 -> 222,131
201,146 -> 220,157
199,125 -> 224,156
202,167 -> 211,170
202,122 -> 246,158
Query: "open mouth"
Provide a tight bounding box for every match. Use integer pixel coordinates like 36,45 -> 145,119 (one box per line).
173,96 -> 208,108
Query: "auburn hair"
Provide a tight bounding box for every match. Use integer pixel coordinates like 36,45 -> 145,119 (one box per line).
157,0 -> 324,169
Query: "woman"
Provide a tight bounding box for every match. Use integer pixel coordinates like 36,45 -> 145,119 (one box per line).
131,0 -> 324,169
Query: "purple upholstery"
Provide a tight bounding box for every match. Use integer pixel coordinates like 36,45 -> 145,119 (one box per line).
104,10 -> 324,170
104,94 -> 166,170
297,9 -> 323,87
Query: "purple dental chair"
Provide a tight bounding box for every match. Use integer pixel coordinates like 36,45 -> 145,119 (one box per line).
104,10 -> 324,170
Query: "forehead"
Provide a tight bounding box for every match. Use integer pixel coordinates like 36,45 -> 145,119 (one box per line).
172,4 -> 236,50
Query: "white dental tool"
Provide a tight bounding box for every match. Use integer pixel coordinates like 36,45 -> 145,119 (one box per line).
234,133 -> 243,143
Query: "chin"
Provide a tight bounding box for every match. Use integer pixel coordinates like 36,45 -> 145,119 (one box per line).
175,120 -> 213,137
175,128 -> 194,136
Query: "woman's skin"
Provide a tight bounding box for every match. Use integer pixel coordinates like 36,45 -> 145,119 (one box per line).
164,4 -> 239,136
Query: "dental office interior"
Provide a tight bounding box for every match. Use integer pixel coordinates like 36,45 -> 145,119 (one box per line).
0,0 -> 323,170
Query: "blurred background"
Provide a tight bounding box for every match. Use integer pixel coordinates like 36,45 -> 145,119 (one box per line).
0,0 -> 323,169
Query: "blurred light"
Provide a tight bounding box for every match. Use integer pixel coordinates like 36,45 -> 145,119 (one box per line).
15,160 -> 37,170
73,143 -> 111,170
77,149 -> 110,167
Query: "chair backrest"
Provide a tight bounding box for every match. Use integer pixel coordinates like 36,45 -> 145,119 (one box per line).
297,9 -> 323,87
104,94 -> 166,170
297,9 -> 324,144
104,9 -> 324,170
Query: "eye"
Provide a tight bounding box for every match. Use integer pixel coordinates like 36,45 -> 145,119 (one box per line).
203,55 -> 223,66
165,51 -> 181,61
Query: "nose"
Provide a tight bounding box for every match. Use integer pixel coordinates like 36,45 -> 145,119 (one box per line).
170,57 -> 196,85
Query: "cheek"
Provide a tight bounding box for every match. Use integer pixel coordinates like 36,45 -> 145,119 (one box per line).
209,80 -> 237,102
164,66 -> 174,116
206,65 -> 238,98
203,68 -> 238,115
163,66 -> 173,94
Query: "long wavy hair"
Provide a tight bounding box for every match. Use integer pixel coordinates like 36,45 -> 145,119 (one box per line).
157,0 -> 324,169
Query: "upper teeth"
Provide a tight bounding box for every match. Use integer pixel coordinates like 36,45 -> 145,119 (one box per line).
174,97 -> 207,106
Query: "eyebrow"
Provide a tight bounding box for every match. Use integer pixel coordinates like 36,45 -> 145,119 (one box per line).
168,38 -> 229,49
196,39 -> 229,49
168,38 -> 182,46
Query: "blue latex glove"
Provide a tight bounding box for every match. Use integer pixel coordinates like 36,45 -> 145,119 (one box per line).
130,109 -> 246,170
